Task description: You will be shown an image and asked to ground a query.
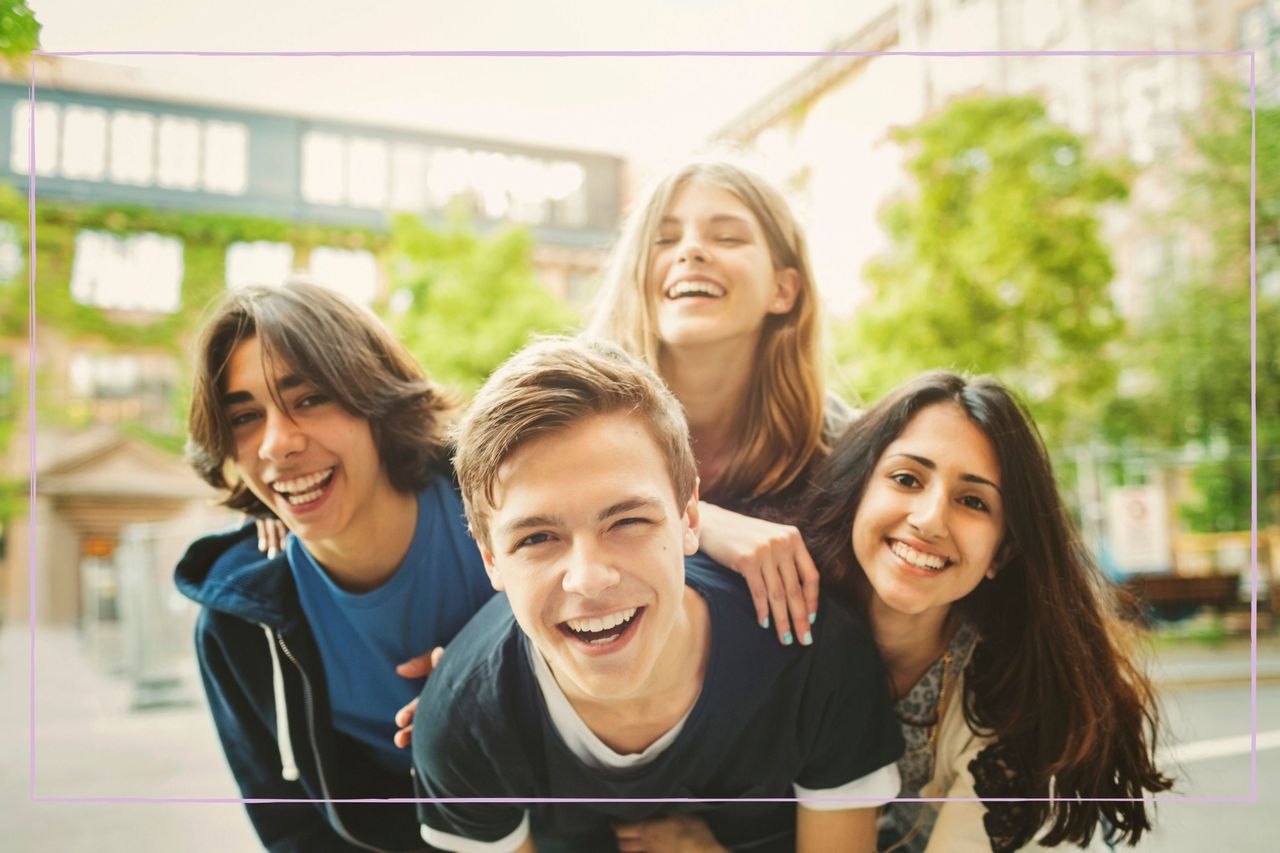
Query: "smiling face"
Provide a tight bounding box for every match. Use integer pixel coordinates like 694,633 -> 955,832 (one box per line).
478,411 -> 701,704
851,403 -> 1006,621
223,336 -> 396,554
648,179 -> 798,352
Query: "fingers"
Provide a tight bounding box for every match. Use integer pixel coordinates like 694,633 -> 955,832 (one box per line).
396,646 -> 444,679
796,543 -> 821,629
739,566 -> 771,630
757,557 -> 794,645
392,722 -> 414,749
778,555 -> 812,647
394,696 -> 419,729
253,517 -> 287,558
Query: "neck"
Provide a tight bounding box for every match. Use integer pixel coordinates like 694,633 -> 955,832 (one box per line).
659,341 -> 756,485
869,599 -> 955,700
565,585 -> 711,754
305,486 -> 419,593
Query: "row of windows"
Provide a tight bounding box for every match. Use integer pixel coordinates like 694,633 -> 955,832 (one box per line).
8,99 -> 597,228
11,100 -> 248,194
59,230 -> 378,313
299,130 -> 589,225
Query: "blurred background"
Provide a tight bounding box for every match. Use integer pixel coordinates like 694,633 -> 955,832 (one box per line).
0,0 -> 1277,849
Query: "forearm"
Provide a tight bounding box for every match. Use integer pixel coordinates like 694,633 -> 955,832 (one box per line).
797,807 -> 878,853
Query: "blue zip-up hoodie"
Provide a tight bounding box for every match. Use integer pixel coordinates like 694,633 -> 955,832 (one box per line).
175,522 -> 429,853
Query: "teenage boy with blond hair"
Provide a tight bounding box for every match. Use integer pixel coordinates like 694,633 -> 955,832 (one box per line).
412,337 -> 902,853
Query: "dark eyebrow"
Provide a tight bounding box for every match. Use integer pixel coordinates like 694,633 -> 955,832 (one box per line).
221,373 -> 305,407
890,453 -> 1002,494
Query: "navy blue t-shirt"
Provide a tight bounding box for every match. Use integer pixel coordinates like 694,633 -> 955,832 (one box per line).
289,475 -> 494,774
413,553 -> 904,852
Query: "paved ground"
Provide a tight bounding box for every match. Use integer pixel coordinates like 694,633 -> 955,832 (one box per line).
2,623 -> 1277,851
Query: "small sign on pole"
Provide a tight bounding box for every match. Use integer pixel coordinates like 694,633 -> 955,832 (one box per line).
1106,485 -> 1173,575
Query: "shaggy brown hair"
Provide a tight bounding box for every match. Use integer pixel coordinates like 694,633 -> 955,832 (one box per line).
185,281 -> 456,516
454,336 -> 697,548
804,370 -> 1172,847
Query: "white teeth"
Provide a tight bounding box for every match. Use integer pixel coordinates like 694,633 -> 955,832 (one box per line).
273,468 -> 334,495
666,280 -> 726,299
286,487 -> 325,506
565,607 -> 638,635
890,541 -> 948,571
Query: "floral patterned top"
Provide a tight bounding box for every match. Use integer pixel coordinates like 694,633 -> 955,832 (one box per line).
876,619 -> 980,853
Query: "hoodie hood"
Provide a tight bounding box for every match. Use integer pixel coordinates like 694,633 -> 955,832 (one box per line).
175,521 -> 301,630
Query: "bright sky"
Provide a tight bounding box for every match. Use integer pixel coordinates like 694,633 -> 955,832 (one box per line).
28,0 -> 887,167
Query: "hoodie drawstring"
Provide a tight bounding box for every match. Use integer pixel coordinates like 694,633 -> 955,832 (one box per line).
261,624 -> 300,782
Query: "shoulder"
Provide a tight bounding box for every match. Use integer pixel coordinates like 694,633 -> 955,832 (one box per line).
412,596 -> 529,777
175,521 -> 297,623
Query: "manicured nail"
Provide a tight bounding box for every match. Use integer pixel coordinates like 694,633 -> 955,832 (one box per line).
268,546 -> 279,559
808,612 -> 816,625
257,539 -> 265,552
801,631 -> 813,646
782,631 -> 794,646
761,616 -> 770,630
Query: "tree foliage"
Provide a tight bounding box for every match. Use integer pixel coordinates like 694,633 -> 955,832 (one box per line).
833,94 -> 1129,447
387,214 -> 579,396
1107,86 -> 1280,531
0,0 -> 40,60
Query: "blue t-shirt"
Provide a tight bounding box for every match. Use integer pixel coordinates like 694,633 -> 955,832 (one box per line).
287,474 -> 494,774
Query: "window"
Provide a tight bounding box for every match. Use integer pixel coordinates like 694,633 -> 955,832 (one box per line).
203,120 -> 248,194
10,99 -> 59,176
109,110 -> 155,186
301,131 -> 345,204
225,241 -> 294,290
157,115 -> 200,190
390,142 -> 427,212
67,351 -> 180,429
308,247 -> 378,306
347,136 -> 388,208
61,105 -> 108,181
70,231 -> 183,313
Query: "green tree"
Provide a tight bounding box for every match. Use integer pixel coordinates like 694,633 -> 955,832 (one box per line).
1107,87 -> 1280,531
387,214 -> 579,395
833,94 -> 1129,447
0,0 -> 40,60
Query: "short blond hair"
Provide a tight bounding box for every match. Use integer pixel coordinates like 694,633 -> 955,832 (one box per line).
454,337 -> 697,547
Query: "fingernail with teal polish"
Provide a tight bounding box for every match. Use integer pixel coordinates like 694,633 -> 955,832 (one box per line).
808,612 -> 816,625
782,631 -> 794,646
761,616 -> 770,630
801,631 -> 813,646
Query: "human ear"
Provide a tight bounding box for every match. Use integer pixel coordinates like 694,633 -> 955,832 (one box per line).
479,544 -> 505,592
768,267 -> 800,314
986,540 -> 1015,579
682,479 -> 701,556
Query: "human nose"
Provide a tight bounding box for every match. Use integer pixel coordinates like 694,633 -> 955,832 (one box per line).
906,485 -> 949,540
676,231 -> 707,264
561,539 -> 621,599
258,409 -> 304,462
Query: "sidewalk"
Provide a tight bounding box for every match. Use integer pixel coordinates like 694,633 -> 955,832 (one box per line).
1151,631 -> 1280,689
0,624 -> 259,852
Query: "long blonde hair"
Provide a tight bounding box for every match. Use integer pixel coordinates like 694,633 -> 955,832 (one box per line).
587,159 -> 825,503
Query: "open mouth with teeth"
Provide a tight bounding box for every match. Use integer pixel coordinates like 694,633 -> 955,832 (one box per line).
664,280 -> 726,300
888,539 -> 952,572
558,606 -> 644,647
272,467 -> 336,507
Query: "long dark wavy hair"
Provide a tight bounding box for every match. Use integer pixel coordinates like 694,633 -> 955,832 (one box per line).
804,370 -> 1172,847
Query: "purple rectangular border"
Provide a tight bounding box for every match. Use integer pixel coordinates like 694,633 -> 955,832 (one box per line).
24,48 -> 1260,807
